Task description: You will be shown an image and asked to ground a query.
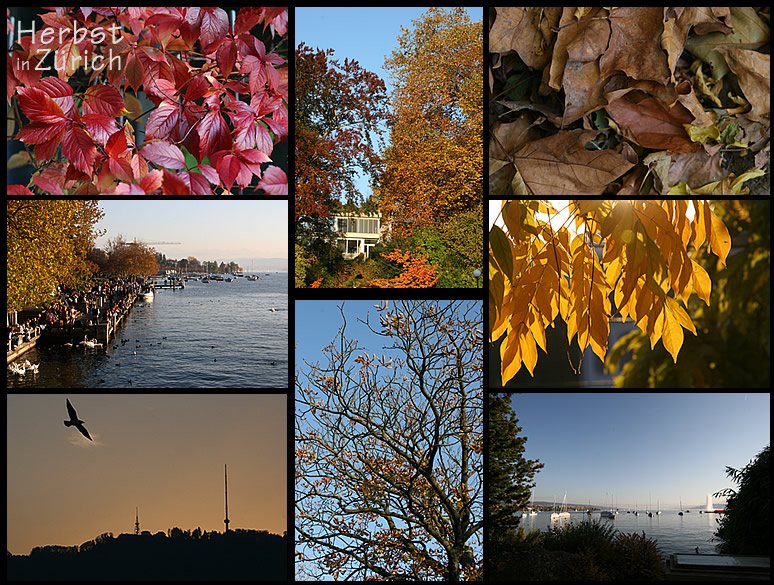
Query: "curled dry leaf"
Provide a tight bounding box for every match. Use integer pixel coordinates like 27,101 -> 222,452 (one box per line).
715,47 -> 770,123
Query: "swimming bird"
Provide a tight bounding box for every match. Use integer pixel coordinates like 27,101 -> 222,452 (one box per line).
64,398 -> 92,441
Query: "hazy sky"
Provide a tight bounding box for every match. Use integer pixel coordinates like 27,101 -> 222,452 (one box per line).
7,394 -> 287,555
94,200 -> 288,266
296,6 -> 482,200
506,393 -> 769,510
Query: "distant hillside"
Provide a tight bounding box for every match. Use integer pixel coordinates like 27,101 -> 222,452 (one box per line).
7,528 -> 286,581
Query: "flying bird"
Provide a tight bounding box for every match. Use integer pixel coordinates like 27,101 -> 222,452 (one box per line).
64,399 -> 92,441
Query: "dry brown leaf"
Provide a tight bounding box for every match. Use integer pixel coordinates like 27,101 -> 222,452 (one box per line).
715,47 -> 770,122
599,7 -> 671,86
489,7 -> 561,69
512,129 -> 635,195
605,92 -> 699,154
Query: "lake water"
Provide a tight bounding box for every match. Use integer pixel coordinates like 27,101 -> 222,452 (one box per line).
7,274 -> 288,388
519,510 -> 724,555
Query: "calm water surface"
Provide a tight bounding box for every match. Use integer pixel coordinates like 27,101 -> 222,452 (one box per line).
522,510 -> 724,555
8,275 -> 288,388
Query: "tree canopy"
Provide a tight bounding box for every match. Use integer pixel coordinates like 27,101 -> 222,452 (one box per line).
295,300 -> 483,581
378,8 -> 483,239
7,200 -> 104,312
490,200 -> 732,386
295,44 -> 388,227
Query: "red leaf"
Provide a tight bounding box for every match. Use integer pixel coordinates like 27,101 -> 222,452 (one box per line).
36,77 -> 75,117
62,125 -> 96,175
146,100 -> 180,141
200,8 -> 229,52
256,165 -> 287,195
17,121 -> 68,144
8,185 -> 35,195
107,158 -> 135,183
218,38 -> 237,78
198,110 -> 231,157
17,87 -> 66,123
162,169 -> 191,195
141,141 -> 186,170
125,54 -> 144,94
82,85 -> 125,117
105,130 -> 128,158
216,154 -> 243,192
82,114 -> 120,145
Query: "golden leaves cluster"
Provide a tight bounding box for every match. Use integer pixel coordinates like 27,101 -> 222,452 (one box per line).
490,200 -> 731,385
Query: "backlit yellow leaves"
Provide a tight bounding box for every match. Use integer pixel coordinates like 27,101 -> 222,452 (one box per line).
490,199 -> 732,384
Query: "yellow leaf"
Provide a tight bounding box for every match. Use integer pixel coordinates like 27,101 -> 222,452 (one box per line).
730,170 -> 766,194
691,258 -> 711,306
683,123 -> 720,143
661,303 -> 683,363
709,206 -> 731,265
666,296 -> 697,335
500,329 -> 522,384
520,328 -> 538,376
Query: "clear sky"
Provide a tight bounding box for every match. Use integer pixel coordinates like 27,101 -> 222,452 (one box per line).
296,7 -> 483,200
6,394 -> 287,555
94,200 -> 288,270
505,393 -> 770,510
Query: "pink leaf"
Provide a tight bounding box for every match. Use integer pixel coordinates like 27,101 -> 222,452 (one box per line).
141,141 -> 186,170
146,100 -> 180,140
200,8 -> 229,52
256,165 -> 287,194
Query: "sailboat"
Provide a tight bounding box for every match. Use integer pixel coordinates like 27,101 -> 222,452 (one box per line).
529,491 -> 538,516
550,492 -> 571,522
678,497 -> 683,516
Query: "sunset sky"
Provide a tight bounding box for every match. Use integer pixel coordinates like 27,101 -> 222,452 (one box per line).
6,394 -> 287,555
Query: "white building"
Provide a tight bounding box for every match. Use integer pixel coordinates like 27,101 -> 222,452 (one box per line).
332,212 -> 389,259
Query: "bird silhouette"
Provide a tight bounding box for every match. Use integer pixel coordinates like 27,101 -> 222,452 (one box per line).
64,398 -> 92,441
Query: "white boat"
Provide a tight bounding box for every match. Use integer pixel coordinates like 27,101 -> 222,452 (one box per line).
529,491 -> 538,516
550,492 -> 571,522
142,291 -> 154,301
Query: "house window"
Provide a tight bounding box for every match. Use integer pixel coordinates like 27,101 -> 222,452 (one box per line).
346,240 -> 359,255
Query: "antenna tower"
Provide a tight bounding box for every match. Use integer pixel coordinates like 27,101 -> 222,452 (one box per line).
224,464 -> 230,533
135,507 -> 140,535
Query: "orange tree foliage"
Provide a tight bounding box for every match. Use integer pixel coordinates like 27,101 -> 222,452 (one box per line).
7,200 -> 104,312
378,8 -> 483,239
490,200 -> 732,385
368,248 -> 440,288
295,301 -> 483,581
295,44 -> 388,224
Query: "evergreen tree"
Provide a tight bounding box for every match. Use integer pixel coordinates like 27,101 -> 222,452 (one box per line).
488,393 -> 543,546
713,444 -> 770,555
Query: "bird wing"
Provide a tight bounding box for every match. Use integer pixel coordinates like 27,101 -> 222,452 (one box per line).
75,422 -> 92,441
66,398 -> 78,421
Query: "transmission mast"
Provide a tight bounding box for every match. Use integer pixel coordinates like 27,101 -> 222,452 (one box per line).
224,464 -> 230,533
135,507 -> 140,535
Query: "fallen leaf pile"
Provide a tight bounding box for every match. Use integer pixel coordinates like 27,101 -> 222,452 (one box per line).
489,7 -> 770,195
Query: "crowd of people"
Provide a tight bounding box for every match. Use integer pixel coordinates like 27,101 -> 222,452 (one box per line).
8,277 -> 147,353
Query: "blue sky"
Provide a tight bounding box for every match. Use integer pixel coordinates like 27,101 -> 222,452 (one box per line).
505,393 -> 770,510
295,7 -> 483,201
94,200 -> 287,269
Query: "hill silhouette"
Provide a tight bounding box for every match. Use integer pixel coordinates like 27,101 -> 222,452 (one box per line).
7,527 -> 286,581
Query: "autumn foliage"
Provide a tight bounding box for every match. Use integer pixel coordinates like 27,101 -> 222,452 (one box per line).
489,7 -> 770,195
368,248 -> 440,288
378,8 -> 483,239
295,44 -> 388,222
490,200 -> 732,385
296,301 -> 483,580
7,7 -> 288,194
